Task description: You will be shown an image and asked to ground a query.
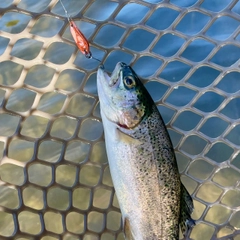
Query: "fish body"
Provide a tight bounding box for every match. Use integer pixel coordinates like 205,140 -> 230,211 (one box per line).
97,62 -> 194,240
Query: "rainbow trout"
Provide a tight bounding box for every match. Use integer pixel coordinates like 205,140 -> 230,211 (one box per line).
97,62 -> 195,240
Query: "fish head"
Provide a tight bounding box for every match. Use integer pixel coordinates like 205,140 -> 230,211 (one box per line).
97,62 -> 153,129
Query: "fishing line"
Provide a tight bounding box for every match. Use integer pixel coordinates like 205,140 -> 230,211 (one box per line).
59,0 -> 70,21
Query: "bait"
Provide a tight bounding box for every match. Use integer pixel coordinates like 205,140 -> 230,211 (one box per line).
59,0 -> 102,63
69,20 -> 91,57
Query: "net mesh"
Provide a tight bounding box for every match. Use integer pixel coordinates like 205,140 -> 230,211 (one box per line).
0,0 -> 240,239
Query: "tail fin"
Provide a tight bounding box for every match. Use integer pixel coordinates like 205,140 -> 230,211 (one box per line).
180,184 -> 195,237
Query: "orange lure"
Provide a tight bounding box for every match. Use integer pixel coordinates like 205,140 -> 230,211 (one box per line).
69,20 -> 92,58
59,0 -> 102,63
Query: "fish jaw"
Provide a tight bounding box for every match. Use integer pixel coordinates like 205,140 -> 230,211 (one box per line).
97,64 -> 120,125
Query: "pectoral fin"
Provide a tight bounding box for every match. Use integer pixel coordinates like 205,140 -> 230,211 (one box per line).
116,128 -> 141,145
124,218 -> 135,240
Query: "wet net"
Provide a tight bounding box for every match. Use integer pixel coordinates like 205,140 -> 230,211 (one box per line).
0,0 -> 240,239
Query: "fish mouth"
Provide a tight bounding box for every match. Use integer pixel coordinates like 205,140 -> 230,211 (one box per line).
97,63 -> 122,127
109,76 -> 118,87
98,62 -> 127,88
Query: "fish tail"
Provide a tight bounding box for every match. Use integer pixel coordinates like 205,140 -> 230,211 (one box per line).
180,184 -> 195,237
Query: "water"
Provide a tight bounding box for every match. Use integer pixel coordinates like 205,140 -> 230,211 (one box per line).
0,0 -> 240,239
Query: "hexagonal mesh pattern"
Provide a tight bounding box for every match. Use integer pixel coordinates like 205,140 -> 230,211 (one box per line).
0,0 -> 240,239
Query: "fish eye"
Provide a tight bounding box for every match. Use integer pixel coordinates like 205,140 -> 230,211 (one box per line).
124,76 -> 136,88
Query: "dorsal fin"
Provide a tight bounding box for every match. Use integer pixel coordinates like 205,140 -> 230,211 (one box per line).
124,217 -> 135,240
180,184 -> 195,237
